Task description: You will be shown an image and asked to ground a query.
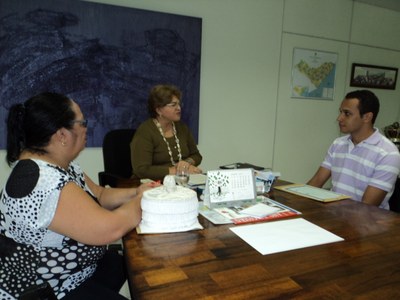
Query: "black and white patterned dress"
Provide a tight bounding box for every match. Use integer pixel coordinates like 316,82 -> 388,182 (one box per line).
0,159 -> 106,299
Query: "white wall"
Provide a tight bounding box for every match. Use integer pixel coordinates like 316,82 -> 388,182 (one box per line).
275,0 -> 400,183
1,0 -> 400,185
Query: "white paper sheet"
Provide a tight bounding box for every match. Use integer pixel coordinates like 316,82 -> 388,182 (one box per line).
230,218 -> 344,255
239,203 -> 281,218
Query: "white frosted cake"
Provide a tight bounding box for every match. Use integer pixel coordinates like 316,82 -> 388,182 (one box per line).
138,176 -> 203,233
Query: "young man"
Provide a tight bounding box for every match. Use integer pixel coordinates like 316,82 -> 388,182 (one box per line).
307,90 -> 400,210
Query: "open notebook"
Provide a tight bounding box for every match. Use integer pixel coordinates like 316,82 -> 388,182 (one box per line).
274,184 -> 351,202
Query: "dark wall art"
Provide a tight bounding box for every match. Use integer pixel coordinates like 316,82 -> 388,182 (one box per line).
0,0 -> 202,148
350,63 -> 398,90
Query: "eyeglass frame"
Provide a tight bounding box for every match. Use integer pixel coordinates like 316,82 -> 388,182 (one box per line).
70,119 -> 88,128
165,101 -> 183,108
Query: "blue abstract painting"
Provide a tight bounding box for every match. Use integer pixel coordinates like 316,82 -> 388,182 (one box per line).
0,0 -> 202,148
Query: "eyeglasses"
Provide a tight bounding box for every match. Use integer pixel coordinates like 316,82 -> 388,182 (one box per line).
70,119 -> 88,128
165,101 -> 182,108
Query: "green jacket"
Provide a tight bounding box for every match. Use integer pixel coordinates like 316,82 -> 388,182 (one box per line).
130,119 -> 202,180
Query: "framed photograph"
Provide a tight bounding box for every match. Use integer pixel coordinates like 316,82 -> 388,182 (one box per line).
350,63 -> 398,90
291,48 -> 338,100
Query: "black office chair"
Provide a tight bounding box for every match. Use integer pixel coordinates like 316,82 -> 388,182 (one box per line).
98,129 -> 136,187
389,177 -> 400,213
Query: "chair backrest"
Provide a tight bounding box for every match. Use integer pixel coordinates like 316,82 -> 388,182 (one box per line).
389,177 -> 400,213
102,129 -> 136,179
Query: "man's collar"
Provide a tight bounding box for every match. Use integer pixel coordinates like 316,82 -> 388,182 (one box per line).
348,128 -> 379,145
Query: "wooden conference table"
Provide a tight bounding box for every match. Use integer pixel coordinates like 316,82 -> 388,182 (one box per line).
121,179 -> 400,299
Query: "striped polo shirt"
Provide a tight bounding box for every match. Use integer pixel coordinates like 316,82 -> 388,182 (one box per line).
321,129 -> 400,210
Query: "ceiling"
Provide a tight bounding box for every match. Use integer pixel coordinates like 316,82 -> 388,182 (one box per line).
354,0 -> 400,12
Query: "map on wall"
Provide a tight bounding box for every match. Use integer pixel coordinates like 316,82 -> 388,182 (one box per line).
291,48 -> 337,100
0,0 -> 202,148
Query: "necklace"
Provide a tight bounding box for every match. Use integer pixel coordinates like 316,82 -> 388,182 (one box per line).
154,119 -> 182,166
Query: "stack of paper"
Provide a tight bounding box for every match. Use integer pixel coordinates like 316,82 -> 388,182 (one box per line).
239,203 -> 281,218
188,174 -> 207,186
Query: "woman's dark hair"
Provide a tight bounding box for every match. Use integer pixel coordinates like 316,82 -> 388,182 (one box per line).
6,92 -> 75,165
148,84 -> 182,118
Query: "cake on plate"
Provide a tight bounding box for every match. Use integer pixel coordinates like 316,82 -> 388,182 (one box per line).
138,175 -> 203,233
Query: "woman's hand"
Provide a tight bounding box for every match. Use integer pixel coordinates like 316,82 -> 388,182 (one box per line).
136,181 -> 161,196
175,160 -> 202,174
187,164 -> 202,174
175,160 -> 191,172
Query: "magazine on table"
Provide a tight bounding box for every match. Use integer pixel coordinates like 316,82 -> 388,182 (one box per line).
199,196 -> 301,225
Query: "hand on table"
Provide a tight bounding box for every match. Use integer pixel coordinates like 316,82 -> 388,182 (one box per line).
136,181 -> 161,196
175,160 -> 202,174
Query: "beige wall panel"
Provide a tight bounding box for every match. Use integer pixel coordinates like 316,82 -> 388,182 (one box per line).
351,2 -> 400,50
283,0 -> 353,41
273,33 -> 349,184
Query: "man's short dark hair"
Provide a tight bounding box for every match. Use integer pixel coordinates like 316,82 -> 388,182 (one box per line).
345,90 -> 380,124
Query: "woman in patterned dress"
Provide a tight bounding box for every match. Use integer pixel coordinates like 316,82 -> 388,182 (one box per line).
0,92 -> 157,299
